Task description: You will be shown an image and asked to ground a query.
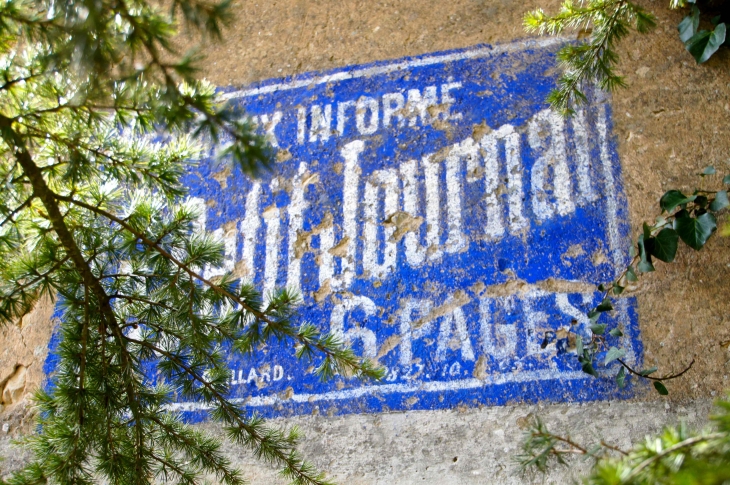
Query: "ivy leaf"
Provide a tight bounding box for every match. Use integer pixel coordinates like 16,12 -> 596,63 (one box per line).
678,5 -> 700,42
653,381 -> 669,395
722,175 -> 730,184
675,212 -> 717,250
576,334 -> 583,356
581,360 -> 598,377
650,228 -> 679,263
604,347 -> 626,365
626,266 -> 638,282
643,222 -> 652,240
616,367 -> 627,389
609,328 -> 624,337
710,190 -> 729,211
660,190 -> 695,213
637,235 -> 655,273
701,165 -> 716,176
596,298 -> 613,312
686,23 -> 726,64
640,367 -> 658,376
590,323 -> 607,335
660,191 -> 684,212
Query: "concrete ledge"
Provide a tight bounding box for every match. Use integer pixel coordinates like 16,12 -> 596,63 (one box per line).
191,398 -> 714,484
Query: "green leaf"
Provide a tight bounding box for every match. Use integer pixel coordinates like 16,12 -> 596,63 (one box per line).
637,259 -> 655,273
590,324 -> 607,335
653,381 -> 669,395
581,360 -> 598,377
637,235 -> 655,273
609,328 -> 624,337
701,165 -> 716,176
576,334 -> 583,356
675,212 -> 717,250
612,284 -> 624,295
722,175 -> 730,184
626,266 -> 638,282
710,190 -> 729,211
678,5 -> 700,43
686,23 -> 726,64
596,298 -> 613,312
678,15 -> 696,43
604,347 -> 626,365
640,367 -> 658,376
660,190 -> 696,213
650,228 -> 679,263
616,366 -> 627,389
643,222 -> 652,240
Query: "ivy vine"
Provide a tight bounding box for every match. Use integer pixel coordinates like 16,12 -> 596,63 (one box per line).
578,167 -> 728,394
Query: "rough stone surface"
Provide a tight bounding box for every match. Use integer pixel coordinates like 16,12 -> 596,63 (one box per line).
1,0 -> 730,482
2,366 -> 26,406
0,397 -> 718,482
197,398 -> 715,484
0,296 -> 54,437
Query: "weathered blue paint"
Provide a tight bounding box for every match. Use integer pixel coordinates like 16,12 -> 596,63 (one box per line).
45,39 -> 644,419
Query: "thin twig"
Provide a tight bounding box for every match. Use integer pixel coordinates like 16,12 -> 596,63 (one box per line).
600,440 -> 629,456
617,358 -> 695,382
0,195 -> 34,227
625,433 -> 724,480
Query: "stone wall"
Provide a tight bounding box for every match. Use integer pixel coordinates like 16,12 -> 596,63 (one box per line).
2,0 -> 729,482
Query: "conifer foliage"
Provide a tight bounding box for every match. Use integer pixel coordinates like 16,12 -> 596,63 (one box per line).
518,394 -> 730,483
525,0 -> 728,115
0,0 -> 382,483
524,0 -> 657,115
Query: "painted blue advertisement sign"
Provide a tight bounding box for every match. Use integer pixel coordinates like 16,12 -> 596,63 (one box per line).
170,38 -> 642,418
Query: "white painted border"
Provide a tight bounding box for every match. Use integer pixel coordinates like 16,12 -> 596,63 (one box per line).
219,37 -> 569,100
168,369 -> 591,412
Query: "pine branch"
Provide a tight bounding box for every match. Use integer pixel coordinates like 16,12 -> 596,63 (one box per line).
0,115 -> 109,318
127,337 -> 331,485
624,433 -> 724,481
525,0 -> 656,114
146,415 -> 244,485
0,195 -> 34,227
0,115 -> 156,482
56,192 -> 383,380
